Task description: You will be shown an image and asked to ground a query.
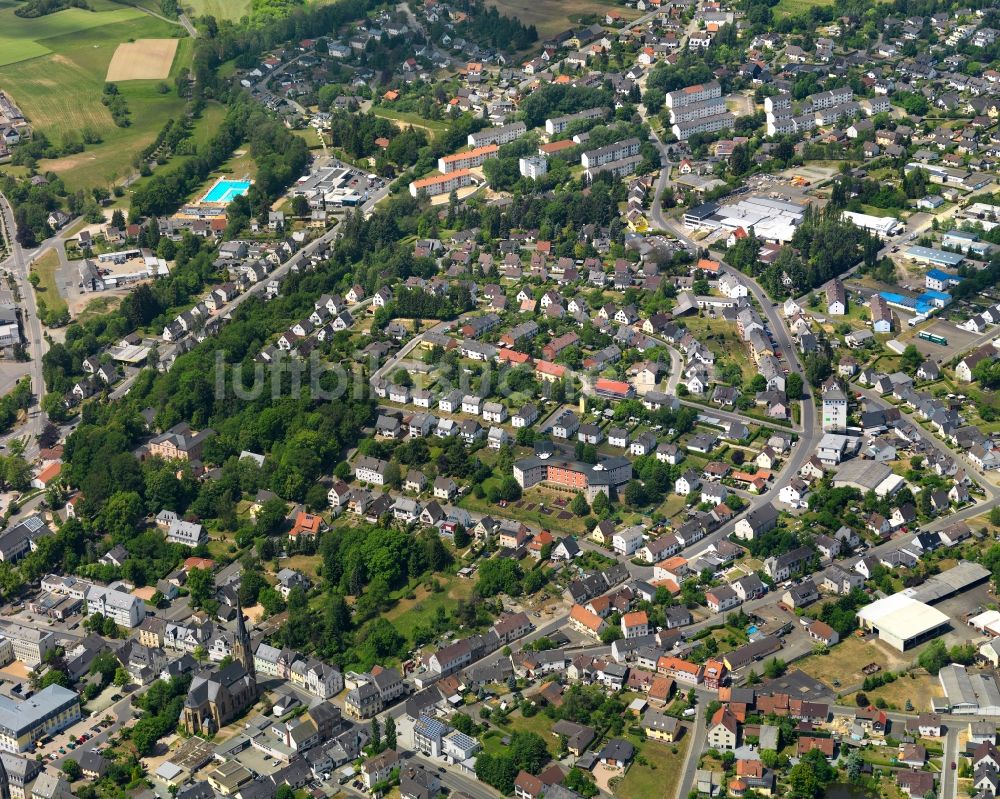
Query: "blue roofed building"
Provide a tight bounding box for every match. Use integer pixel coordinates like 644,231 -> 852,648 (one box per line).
925,269 -> 961,291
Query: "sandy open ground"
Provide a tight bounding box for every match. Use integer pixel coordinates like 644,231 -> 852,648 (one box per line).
106,38 -> 178,81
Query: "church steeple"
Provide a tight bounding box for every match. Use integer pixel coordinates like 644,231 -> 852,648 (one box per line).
232,595 -> 256,693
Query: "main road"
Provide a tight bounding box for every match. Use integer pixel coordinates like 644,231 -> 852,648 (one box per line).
0,193 -> 49,457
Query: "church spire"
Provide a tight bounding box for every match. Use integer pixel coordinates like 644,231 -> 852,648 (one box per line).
233,594 -> 255,686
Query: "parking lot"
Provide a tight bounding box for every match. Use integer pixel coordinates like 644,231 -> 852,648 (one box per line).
898,317 -> 982,363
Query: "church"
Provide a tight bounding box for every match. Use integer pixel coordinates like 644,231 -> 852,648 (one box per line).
183,601 -> 257,735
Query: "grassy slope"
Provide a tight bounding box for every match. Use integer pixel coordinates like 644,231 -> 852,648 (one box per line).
182,0 -> 252,21
115,100 -> 228,208
773,0 -> 834,17
0,10 -> 190,192
487,0 -> 637,38
0,5 -> 145,67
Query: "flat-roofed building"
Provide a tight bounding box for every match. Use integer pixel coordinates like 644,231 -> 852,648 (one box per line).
857,594 -> 950,651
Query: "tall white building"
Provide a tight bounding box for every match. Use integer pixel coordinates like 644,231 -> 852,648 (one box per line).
86,586 -> 145,628
821,380 -> 848,432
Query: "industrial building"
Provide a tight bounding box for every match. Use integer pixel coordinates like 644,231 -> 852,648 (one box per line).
842,211 -> 901,237
682,195 -> 805,243
938,665 -> 1000,715
905,246 -> 965,268
856,594 -> 949,651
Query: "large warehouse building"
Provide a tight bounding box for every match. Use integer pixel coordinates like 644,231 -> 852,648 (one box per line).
938,665 -> 1000,715
856,594 -> 949,651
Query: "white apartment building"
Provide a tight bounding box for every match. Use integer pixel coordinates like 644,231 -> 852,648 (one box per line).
86,586 -> 145,629
580,138 -> 640,170
665,81 -> 722,109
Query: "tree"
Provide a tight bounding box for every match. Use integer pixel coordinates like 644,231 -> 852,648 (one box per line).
900,344 -> 922,374
113,667 -> 131,687
453,525 -> 470,548
918,639 -> 949,674
788,748 -> 835,799
385,715 -> 397,750
186,567 -> 215,607
763,657 -> 786,679
371,716 -> 382,751
475,752 -> 518,794
786,371 -> 803,400
61,760 -> 82,781
845,750 -> 864,783
509,731 -> 549,774
570,493 -> 590,516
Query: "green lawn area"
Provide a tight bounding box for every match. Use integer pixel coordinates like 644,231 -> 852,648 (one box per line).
382,574 -> 476,650
459,487 -> 591,535
0,5 -> 145,67
372,107 -> 450,141
500,711 -> 559,754
293,126 -> 325,150
481,730 -> 506,755
617,737 -> 689,799
29,249 -> 67,320
182,0 -> 252,20
0,9 -> 190,192
116,101 -> 228,207
773,0 -> 834,16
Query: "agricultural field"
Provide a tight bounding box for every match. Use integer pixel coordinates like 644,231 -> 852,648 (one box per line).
488,0 -> 637,38
0,4 -> 145,67
0,4 -> 190,192
106,38 -> 179,80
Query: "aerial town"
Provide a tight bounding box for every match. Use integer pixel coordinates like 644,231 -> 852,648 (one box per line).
1,0 -> 1000,799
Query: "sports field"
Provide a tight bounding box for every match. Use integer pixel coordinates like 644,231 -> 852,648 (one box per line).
106,38 -> 179,80
0,4 -> 190,192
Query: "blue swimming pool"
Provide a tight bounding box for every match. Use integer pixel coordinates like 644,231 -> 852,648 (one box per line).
747,625 -> 759,635
202,179 -> 252,204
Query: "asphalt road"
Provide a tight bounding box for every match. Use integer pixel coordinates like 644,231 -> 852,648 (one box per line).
0,193 -> 49,459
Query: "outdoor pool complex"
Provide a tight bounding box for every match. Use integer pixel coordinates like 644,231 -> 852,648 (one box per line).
202,178 -> 252,204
